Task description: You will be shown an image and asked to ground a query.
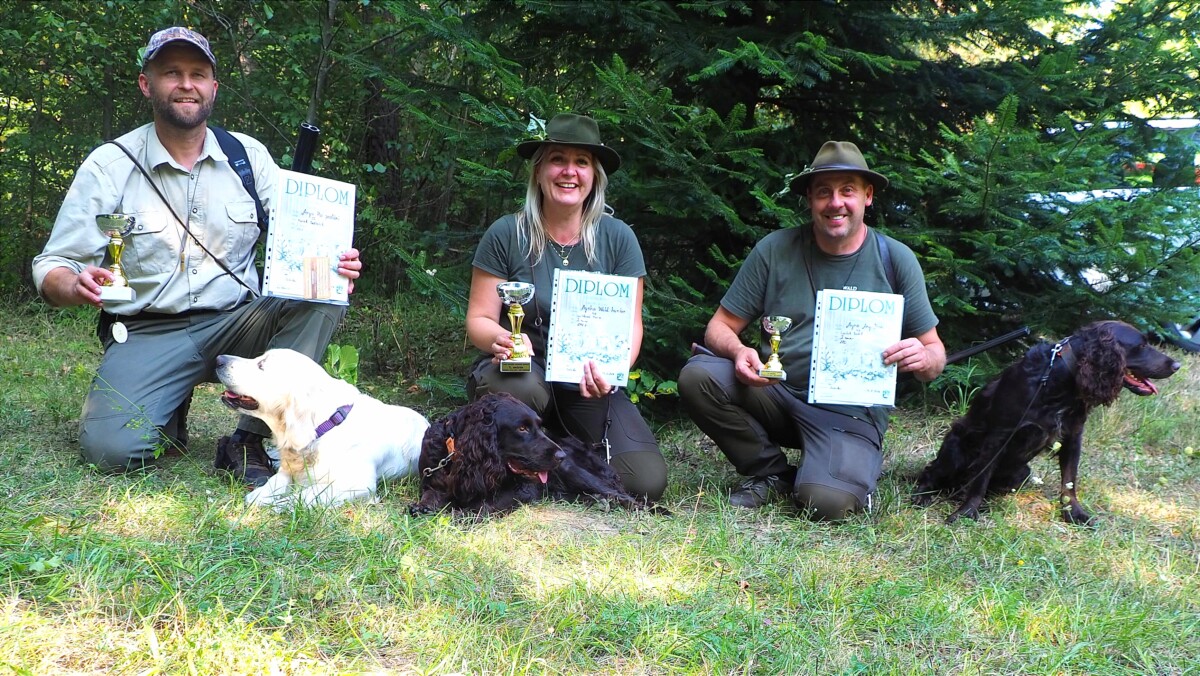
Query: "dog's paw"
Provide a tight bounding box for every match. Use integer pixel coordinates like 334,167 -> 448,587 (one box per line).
246,486 -> 275,507
945,505 -> 980,524
1061,505 -> 1096,527
911,491 -> 936,507
408,502 -> 435,517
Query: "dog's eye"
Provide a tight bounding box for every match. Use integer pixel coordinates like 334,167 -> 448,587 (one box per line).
517,425 -> 529,433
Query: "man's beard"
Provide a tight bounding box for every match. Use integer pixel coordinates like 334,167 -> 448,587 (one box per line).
151,93 -> 214,130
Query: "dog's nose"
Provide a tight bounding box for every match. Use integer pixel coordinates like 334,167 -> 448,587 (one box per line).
216,354 -> 231,368
1171,360 -> 1181,373
554,448 -> 567,463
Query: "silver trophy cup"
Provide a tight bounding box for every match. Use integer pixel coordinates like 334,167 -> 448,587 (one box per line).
758,315 -> 793,380
95,214 -> 137,303
497,281 -> 535,373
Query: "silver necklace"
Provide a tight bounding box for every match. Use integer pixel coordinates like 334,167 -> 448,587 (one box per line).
547,236 -> 578,266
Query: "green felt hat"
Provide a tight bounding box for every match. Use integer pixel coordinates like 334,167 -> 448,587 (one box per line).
517,113 -> 621,174
791,141 -> 889,193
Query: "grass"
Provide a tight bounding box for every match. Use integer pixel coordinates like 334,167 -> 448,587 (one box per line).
2,300 -> 1198,675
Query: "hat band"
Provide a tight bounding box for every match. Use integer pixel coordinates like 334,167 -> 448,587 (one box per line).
807,163 -> 871,173
546,137 -> 605,147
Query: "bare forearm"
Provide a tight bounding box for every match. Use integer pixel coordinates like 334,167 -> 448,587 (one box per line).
466,315 -> 508,354
705,320 -> 748,361
630,321 -> 642,367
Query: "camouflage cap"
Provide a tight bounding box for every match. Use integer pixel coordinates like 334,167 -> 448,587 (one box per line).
141,27 -> 216,70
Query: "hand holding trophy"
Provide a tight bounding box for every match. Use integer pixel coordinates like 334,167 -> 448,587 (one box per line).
497,281 -> 535,373
95,214 -> 137,303
758,315 -> 793,380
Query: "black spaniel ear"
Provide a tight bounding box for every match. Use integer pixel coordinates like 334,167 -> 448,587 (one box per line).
1074,323 -> 1126,406
418,412 -> 461,481
452,397 -> 509,496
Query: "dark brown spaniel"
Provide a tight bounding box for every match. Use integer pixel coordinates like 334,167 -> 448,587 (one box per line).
409,393 -> 658,516
914,321 -> 1180,525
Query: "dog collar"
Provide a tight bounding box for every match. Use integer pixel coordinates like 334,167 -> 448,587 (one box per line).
315,404 -> 354,439
1041,337 -> 1074,384
1054,338 -> 1077,373
422,437 -> 457,477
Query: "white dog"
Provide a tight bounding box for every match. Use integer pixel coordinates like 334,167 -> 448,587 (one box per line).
215,348 -> 428,509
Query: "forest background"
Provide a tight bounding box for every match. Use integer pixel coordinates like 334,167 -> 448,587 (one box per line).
4,3 -> 1200,672
3,0 -> 1200,404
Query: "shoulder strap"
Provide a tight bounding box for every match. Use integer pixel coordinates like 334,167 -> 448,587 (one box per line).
105,138 -> 259,297
210,126 -> 268,235
875,230 -> 897,293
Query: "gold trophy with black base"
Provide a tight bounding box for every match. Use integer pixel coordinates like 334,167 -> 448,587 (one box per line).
758,315 -> 793,380
497,281 -> 535,373
95,214 -> 137,303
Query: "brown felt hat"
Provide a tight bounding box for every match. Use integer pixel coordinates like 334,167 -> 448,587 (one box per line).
516,113 -> 621,174
790,141 -> 889,193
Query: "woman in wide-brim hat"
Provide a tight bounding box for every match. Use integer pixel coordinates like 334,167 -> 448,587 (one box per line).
462,113 -> 667,501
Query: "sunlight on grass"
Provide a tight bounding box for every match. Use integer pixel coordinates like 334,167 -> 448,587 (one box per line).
1106,486 -> 1196,524
100,490 -> 203,541
435,507 -> 699,602
5,302 -> 1200,673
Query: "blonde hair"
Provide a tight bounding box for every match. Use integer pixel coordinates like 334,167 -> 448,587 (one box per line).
515,144 -> 609,266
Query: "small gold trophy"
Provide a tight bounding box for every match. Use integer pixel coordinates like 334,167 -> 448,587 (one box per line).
758,315 -> 793,380
95,214 -> 137,303
497,281 -> 535,373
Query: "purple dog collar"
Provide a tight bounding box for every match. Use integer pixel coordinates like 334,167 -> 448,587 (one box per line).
315,404 -> 353,439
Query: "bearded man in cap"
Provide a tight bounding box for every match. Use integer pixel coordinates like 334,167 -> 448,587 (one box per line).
33,27 -> 362,484
678,140 -> 945,520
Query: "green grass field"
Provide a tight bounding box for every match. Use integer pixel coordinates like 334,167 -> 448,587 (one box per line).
2,302 -> 1197,674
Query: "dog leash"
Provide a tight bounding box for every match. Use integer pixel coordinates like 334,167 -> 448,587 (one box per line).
423,436 -> 457,476
1040,338 -> 1069,384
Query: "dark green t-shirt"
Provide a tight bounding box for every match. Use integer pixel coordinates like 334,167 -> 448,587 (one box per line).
472,213 -> 647,359
720,226 -> 939,433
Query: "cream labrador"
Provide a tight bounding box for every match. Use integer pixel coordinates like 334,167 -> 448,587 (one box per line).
215,348 -> 428,509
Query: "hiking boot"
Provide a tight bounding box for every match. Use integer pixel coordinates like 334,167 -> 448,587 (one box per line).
729,474 -> 791,509
215,432 -> 275,488
161,393 -> 192,456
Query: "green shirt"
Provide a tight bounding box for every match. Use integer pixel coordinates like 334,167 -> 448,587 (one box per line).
720,226 -> 939,433
472,213 -> 647,358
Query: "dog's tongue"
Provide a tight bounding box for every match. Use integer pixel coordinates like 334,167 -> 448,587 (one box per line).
1124,373 -> 1158,395
538,471 -> 549,484
221,391 -> 260,409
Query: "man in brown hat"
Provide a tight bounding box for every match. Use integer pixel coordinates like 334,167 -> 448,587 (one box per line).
678,140 -> 945,520
33,27 -> 362,484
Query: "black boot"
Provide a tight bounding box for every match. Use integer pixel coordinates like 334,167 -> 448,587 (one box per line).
162,392 -> 192,455
215,430 -> 275,487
